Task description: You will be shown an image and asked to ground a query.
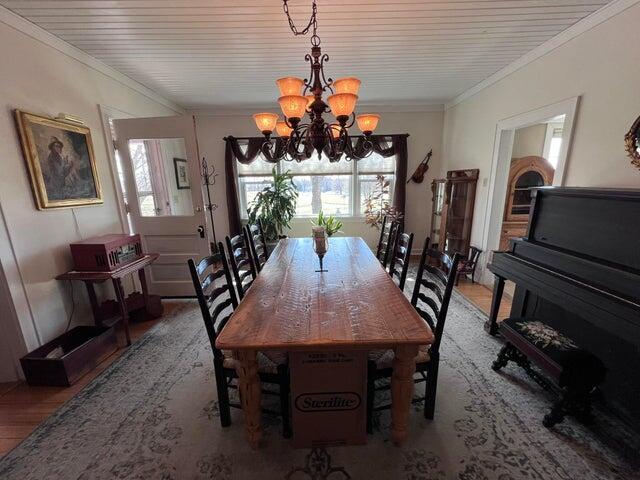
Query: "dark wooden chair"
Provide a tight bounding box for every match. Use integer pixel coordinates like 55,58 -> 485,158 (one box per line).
225,233 -> 257,300
389,230 -> 414,291
244,220 -> 269,273
366,237 -> 460,431
188,242 -> 291,438
456,246 -> 482,285
376,217 -> 399,269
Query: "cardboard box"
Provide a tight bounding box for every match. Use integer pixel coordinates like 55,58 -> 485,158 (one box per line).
290,350 -> 367,448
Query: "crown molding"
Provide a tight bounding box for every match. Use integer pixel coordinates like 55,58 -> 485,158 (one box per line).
0,5 -> 184,114
445,0 -> 640,110
188,102 -> 444,117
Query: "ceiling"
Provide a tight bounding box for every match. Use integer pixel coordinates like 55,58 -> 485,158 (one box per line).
1,0 -> 612,109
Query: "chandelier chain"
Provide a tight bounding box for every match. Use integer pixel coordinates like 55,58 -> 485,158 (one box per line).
282,0 -> 319,44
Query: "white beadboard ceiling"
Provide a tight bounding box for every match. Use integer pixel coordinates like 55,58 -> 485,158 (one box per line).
1,0 -> 613,108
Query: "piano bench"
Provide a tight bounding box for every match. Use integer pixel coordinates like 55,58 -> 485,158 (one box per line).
492,317 -> 606,428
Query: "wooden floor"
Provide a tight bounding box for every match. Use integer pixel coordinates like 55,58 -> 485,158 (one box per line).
0,283 -> 510,458
455,278 -> 512,321
0,304 -> 177,457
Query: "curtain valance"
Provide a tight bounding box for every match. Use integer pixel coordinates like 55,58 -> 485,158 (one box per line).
224,134 -> 409,236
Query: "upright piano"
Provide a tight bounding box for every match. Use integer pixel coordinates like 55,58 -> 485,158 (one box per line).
486,188 -> 640,429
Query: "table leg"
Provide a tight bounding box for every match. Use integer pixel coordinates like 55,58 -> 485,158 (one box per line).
235,349 -> 262,449
138,267 -> 150,306
484,275 -> 505,336
84,281 -> 101,326
112,278 -> 131,346
390,344 -> 418,446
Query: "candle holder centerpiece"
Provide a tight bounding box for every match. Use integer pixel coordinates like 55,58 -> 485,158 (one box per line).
312,226 -> 329,273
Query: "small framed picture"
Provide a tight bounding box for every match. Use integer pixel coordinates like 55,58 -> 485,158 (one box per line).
173,157 -> 190,189
14,110 -> 103,210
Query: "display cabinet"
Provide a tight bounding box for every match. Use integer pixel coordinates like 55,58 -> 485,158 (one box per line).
440,169 -> 479,257
429,179 -> 446,250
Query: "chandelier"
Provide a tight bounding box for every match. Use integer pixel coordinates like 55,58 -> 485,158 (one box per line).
252,0 -> 381,162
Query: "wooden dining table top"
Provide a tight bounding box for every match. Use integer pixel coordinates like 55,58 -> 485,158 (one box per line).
215,236 -> 433,351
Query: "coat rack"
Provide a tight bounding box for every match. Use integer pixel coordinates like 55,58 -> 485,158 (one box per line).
201,157 -> 219,253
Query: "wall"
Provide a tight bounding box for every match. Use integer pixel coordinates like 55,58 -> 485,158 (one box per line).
194,108 -> 444,251
0,20 -> 179,379
441,2 -> 640,267
511,124 -> 546,159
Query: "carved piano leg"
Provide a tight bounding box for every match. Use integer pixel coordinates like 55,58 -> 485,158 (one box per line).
390,345 -> 418,446
492,343 -> 516,371
235,349 -> 262,449
485,275 -> 505,336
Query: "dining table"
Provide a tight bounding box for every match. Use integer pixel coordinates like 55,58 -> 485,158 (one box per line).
215,236 -> 433,449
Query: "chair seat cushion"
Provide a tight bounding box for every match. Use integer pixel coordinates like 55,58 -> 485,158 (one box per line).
369,345 -> 430,370
222,350 -> 287,375
502,317 -> 606,389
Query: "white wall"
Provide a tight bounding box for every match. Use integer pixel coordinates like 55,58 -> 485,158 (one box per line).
194,108 -> 444,251
441,2 -> 640,268
512,124 -> 547,159
0,20 -> 179,379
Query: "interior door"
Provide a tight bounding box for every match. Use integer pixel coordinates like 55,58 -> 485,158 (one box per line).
114,115 -> 209,296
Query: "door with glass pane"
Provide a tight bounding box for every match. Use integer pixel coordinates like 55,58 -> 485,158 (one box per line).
113,115 -> 209,296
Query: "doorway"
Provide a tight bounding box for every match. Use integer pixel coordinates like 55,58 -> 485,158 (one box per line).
478,97 -> 580,285
103,114 -> 211,297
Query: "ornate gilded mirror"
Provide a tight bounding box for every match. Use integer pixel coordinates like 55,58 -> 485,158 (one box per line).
625,115 -> 640,170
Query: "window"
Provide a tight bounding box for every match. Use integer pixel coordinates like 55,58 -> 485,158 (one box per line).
543,121 -> 564,169
235,142 -> 396,218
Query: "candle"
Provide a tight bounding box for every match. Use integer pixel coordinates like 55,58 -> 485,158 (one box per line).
312,226 -> 327,255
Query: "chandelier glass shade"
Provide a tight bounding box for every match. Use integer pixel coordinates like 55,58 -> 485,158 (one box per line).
252,0 -> 381,162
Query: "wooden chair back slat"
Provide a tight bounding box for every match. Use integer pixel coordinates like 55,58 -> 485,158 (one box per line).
375,215 -> 388,260
389,230 -> 414,291
206,285 -> 230,306
415,306 -> 436,331
216,314 -> 233,335
201,269 -> 227,294
244,222 -> 269,273
211,297 -> 234,325
188,241 -> 238,360
417,292 -> 440,320
411,237 -> 461,353
225,233 -> 257,300
381,220 -> 400,268
424,265 -> 448,286
419,279 -> 444,302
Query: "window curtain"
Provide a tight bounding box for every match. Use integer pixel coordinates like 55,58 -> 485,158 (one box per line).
224,134 -> 409,236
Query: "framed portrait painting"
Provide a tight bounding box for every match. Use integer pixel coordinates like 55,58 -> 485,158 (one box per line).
15,110 -> 103,210
173,157 -> 190,189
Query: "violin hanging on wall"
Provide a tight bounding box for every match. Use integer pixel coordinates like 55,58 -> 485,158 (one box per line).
407,149 -> 433,184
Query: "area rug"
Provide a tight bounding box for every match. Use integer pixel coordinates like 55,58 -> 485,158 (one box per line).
1,271 -> 638,479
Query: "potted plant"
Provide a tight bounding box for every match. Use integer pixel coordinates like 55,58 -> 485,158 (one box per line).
362,175 -> 403,230
247,167 -> 298,243
311,211 -> 343,237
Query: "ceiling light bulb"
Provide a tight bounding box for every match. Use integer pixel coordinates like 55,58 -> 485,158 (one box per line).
356,114 -> 381,134
278,95 -> 307,120
252,113 -> 279,134
276,77 -> 304,96
333,77 -> 361,95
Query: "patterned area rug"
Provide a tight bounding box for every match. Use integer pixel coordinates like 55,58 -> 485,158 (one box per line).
1,271 -> 638,479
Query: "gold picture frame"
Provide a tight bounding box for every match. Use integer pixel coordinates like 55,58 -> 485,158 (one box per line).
14,110 -> 103,210
625,114 -> 640,171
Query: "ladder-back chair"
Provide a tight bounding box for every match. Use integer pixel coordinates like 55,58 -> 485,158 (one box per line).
366,237 -> 460,431
389,230 -> 414,291
188,242 -> 291,437
244,220 -> 269,273
225,233 -> 257,299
